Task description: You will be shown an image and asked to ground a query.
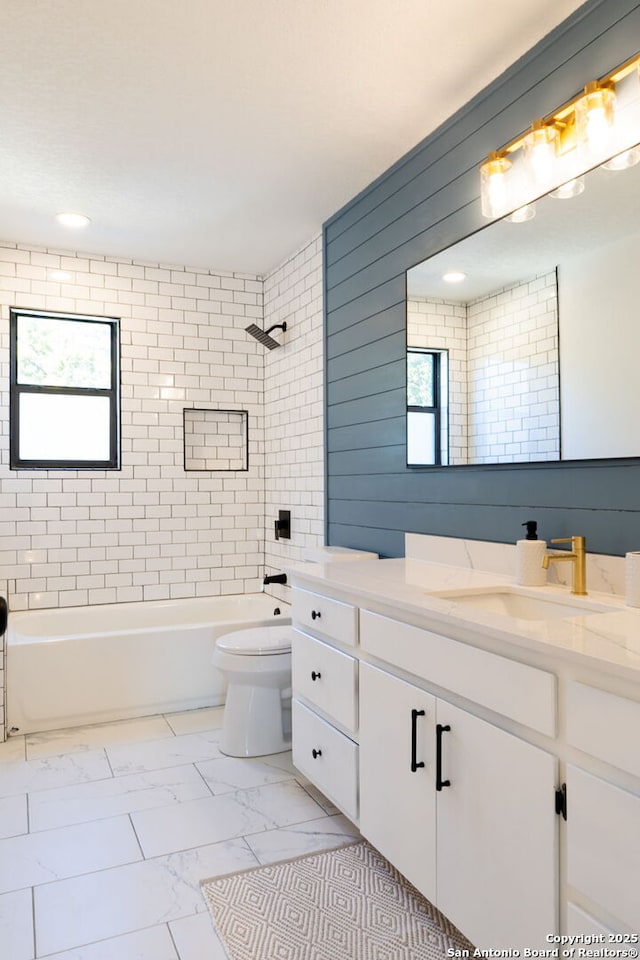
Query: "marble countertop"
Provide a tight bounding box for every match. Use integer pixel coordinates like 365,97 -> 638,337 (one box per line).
284,556 -> 640,681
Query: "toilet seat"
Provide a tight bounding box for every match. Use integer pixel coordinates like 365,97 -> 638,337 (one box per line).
216,625 -> 293,656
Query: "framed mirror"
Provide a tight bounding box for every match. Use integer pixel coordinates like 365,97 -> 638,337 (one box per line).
406,146 -> 640,466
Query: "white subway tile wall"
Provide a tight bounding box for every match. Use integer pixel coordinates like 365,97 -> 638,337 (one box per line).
407,298 -> 468,464
263,235 -> 324,601
407,271 -> 559,465
183,409 -> 248,472
467,272 -> 559,463
0,237 -> 326,741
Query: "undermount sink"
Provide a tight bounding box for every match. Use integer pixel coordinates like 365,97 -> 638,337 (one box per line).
431,587 -> 616,622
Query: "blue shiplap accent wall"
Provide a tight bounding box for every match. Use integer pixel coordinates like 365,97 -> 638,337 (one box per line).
324,0 -> 640,558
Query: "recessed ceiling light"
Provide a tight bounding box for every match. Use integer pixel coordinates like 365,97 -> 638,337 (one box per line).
442,271 -> 466,283
55,212 -> 90,228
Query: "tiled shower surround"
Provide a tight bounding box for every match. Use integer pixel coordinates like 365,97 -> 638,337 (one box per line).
0,234 -> 325,739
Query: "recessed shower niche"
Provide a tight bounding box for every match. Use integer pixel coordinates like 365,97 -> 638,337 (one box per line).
183,408 -> 249,471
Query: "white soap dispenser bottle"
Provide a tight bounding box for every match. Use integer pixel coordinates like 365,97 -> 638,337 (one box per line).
516,520 -> 547,587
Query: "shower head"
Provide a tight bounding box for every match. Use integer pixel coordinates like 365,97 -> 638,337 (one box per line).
245,322 -> 287,350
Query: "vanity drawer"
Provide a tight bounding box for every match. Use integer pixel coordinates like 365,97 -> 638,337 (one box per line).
566,681 -> 640,777
360,609 -> 556,736
292,631 -> 358,734
292,699 -> 358,822
292,588 -> 358,647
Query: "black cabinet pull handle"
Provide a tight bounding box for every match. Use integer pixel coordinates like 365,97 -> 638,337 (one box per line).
311,610 -> 321,620
312,748 -> 322,759
311,670 -> 321,681
436,723 -> 451,791
410,708 -> 425,773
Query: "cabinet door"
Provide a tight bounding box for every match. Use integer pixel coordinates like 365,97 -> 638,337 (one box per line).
436,701 -> 557,950
566,765 -> 640,932
359,662 -> 437,904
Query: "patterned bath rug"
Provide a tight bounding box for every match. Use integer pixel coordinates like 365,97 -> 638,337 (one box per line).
200,839 -> 474,959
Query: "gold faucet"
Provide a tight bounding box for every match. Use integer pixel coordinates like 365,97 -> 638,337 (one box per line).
542,536 -> 587,595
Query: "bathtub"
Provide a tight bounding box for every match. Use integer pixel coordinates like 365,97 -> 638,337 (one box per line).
7,593 -> 291,735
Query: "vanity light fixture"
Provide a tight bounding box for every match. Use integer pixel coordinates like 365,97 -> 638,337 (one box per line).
479,50 -> 640,220
55,212 -> 91,228
442,271 -> 466,283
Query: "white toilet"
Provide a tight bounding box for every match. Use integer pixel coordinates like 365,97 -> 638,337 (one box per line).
213,625 -> 293,758
213,546 -> 379,759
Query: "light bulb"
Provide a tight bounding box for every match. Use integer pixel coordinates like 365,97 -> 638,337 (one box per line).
524,122 -> 558,187
480,152 -> 512,218
575,82 -> 616,156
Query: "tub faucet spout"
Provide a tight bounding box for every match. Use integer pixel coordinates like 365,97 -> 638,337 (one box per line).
264,573 -> 287,586
542,536 -> 587,595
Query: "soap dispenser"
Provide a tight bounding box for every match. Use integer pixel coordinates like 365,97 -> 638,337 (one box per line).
516,520 -> 547,587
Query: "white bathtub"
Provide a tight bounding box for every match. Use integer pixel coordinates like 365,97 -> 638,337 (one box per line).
7,593 -> 291,735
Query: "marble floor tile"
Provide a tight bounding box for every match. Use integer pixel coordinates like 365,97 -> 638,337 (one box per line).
0,794 -> 28,839
29,764 -> 213,832
0,814 -> 141,895
297,779 -> 340,815
131,779 -> 325,858
0,888 -> 34,960
164,706 -> 224,736
38,925 -> 179,960
195,754 -> 295,794
0,749 -> 113,799
0,734 -> 26,761
169,912 -> 230,960
26,715 -> 174,761
34,838 -> 257,956
106,730 -> 223,776
245,813 -> 360,864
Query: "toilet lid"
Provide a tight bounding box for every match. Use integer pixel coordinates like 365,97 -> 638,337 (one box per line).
216,626 -> 293,656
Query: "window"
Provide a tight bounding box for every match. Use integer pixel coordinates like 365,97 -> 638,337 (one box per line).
407,348 -> 449,466
10,308 -> 120,469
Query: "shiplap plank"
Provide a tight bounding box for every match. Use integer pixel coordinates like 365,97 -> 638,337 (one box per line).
326,361 -> 404,403
327,417 -> 405,454
326,304 -> 405,360
327,331 -> 405,382
326,389 -> 406,429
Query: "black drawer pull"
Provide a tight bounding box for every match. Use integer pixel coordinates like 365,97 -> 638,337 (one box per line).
311,670 -> 321,681
311,610 -> 321,620
436,723 -> 451,791
312,748 -> 322,759
411,708 -> 425,773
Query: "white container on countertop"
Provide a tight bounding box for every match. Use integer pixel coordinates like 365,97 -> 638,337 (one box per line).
516,520 -> 547,587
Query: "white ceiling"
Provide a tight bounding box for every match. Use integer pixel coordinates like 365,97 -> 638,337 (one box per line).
0,0 -> 587,276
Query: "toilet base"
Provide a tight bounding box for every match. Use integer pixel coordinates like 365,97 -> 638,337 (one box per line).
220,682 -> 292,757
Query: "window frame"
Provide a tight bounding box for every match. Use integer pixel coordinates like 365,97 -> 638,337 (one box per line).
9,307 -> 121,470
406,347 -> 449,467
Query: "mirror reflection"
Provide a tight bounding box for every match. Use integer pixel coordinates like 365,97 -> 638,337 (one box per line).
406,146 -> 640,466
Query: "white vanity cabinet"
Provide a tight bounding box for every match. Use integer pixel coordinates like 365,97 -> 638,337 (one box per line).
291,587 -> 359,822
360,661 -> 558,950
289,564 -> 640,946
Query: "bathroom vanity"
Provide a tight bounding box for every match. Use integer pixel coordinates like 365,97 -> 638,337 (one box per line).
287,537 -> 640,948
